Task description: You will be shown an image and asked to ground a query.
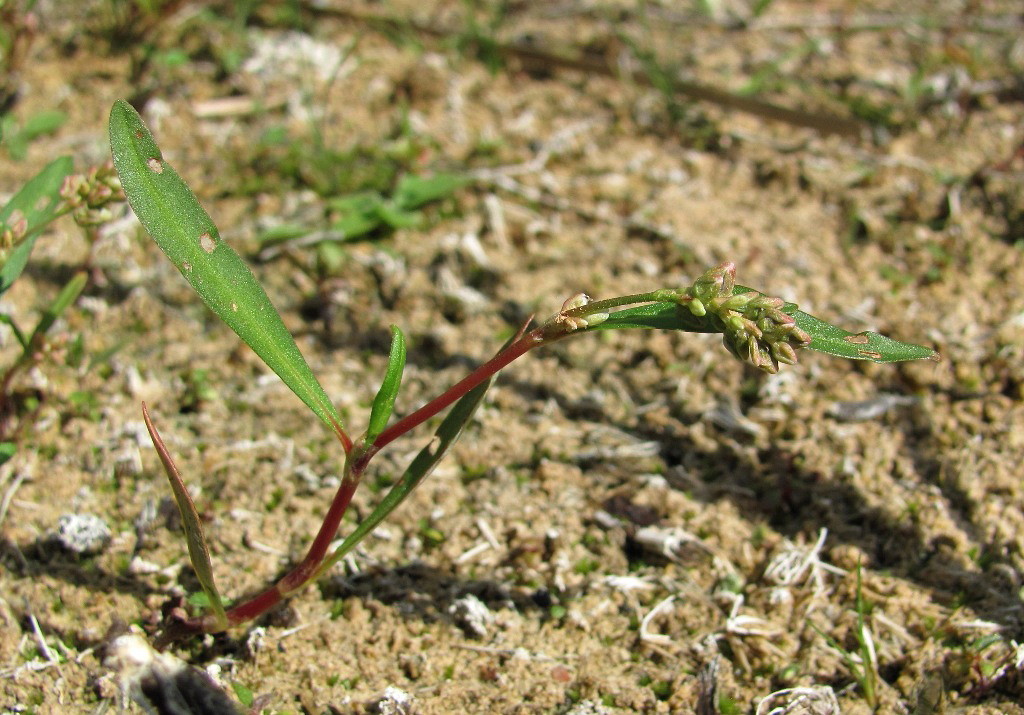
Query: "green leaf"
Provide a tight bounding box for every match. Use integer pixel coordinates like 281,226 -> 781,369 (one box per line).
108,100 -> 344,435
328,192 -> 387,240
0,442 -> 15,467
256,222 -> 310,245
314,372 -> 494,580
3,110 -> 68,160
143,403 -> 228,630
329,212 -> 381,241
187,591 -> 211,608
317,173 -> 465,246
375,201 -> 421,230
0,155 -> 74,294
792,309 -> 938,363
365,325 -> 406,444
392,172 -> 468,210
231,683 -> 255,707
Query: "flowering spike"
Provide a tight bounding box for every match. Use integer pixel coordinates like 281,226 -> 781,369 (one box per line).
59,161 -> 126,228
679,264 -> 812,373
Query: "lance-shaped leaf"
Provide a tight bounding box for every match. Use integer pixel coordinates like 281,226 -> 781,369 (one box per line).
789,309 -> 938,362
0,155 -> 74,294
313,374 -> 493,581
142,404 -> 228,630
365,325 -> 406,444
108,100 -> 344,436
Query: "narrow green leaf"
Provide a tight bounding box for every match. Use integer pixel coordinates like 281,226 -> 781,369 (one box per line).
22,110 -> 69,138
315,374 -> 494,580
326,191 -> 384,214
792,309 -> 938,363
375,202 -> 421,230
365,325 -> 406,444
329,212 -> 381,241
256,223 -> 309,245
142,403 -> 228,630
0,155 -> 74,294
25,272 -> 87,348
108,100 -> 344,435
393,172 -> 468,210
3,110 -> 68,160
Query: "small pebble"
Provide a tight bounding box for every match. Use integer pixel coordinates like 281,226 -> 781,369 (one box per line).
448,594 -> 493,639
566,700 -> 612,715
376,685 -> 413,715
56,514 -> 111,555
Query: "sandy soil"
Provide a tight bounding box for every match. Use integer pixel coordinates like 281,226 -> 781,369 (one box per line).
1,1 -> 1023,713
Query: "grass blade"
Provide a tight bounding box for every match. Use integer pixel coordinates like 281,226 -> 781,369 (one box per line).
365,325 -> 406,444
142,403 -> 228,630
108,100 -> 344,436
314,374 -> 494,580
0,156 -> 74,294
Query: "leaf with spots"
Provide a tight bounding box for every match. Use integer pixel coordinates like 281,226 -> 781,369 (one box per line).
790,308 -> 938,363
0,155 -> 74,294
108,100 -> 345,437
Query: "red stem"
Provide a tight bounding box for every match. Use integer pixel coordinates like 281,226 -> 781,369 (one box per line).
220,476 -> 360,625
333,417 -> 353,454
221,583 -> 281,627
368,329 -> 542,457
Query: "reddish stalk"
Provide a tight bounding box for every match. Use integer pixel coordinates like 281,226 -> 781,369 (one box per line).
217,476 -> 361,626
368,328 -> 543,457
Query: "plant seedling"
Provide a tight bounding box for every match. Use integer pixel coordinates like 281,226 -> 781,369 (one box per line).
813,565 -> 881,707
0,154 -> 125,443
108,98 -> 938,643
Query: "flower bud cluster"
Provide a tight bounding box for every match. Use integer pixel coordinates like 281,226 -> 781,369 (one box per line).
549,293 -> 609,333
0,209 -> 28,261
681,262 -> 812,373
60,162 -> 125,228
